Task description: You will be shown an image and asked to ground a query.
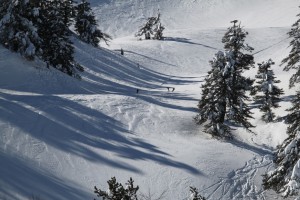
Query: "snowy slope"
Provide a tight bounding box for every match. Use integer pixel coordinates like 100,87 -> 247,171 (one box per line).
1,0 -> 300,199
91,0 -> 298,37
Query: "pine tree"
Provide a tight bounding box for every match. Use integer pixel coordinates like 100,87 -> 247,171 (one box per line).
251,59 -> 284,122
38,0 -> 83,78
152,12 -> 165,40
94,177 -> 139,200
195,51 -> 231,138
189,187 -> 206,200
281,8 -> 300,88
263,91 -> 300,197
0,0 -> 83,77
0,0 -> 42,60
195,20 -> 254,138
75,0 -> 111,47
221,20 -> 255,130
135,11 -> 165,40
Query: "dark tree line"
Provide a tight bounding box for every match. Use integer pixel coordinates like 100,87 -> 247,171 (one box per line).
0,0 -> 110,78
94,177 -> 206,200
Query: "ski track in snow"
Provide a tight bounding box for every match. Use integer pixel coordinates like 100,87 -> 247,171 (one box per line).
203,155 -> 273,200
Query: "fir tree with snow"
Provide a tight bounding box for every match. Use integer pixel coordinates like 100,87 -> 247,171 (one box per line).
152,12 -> 165,40
38,0 -> 83,78
281,9 -> 300,88
195,20 -> 254,138
195,51 -> 231,138
189,187 -> 206,200
75,0 -> 111,47
221,20 -> 255,130
94,177 -> 139,200
0,0 -> 42,60
251,59 -> 284,122
135,11 -> 165,40
263,91 -> 300,197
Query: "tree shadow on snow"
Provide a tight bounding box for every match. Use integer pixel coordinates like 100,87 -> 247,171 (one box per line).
0,92 -> 203,198
124,50 -> 178,67
228,139 -> 273,156
163,37 -> 219,51
0,151 -> 91,200
0,91 -> 202,178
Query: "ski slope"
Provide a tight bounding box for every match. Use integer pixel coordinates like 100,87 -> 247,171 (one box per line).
0,0 -> 299,199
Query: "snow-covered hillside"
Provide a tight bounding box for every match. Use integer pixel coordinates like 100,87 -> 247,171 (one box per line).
91,0 -> 298,37
1,0 -> 299,199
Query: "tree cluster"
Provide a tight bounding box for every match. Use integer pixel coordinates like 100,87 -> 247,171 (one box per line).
135,11 -> 165,40
194,17 -> 300,197
94,177 -> 139,200
94,177 -> 206,200
252,8 -> 300,198
0,0 -> 110,78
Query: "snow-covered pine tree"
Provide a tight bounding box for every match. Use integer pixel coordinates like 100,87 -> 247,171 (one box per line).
221,20 -> 255,130
152,12 -> 165,40
195,21 -> 255,138
263,91 -> 300,197
194,51 -> 231,138
0,0 -> 42,60
251,59 -> 284,122
94,177 -> 139,200
189,187 -> 206,200
75,0 -> 111,47
135,11 -> 165,40
38,0 -> 83,78
281,9 -> 300,88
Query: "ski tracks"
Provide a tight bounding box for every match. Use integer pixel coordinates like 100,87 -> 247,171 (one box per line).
109,96 -> 164,134
203,155 -> 273,200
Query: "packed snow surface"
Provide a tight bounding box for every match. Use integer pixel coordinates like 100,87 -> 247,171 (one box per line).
0,0 -> 299,199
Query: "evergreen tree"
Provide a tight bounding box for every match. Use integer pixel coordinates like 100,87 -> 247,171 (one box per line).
0,0 -> 42,60
152,12 -> 165,40
189,187 -> 206,200
94,177 -> 139,200
135,11 -> 165,40
221,20 -> 255,130
38,0 -> 83,78
195,20 -> 254,138
0,0 -> 83,77
75,0 -> 111,47
263,91 -> 300,197
281,9 -> 300,88
195,51 -> 231,138
251,59 -> 284,122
